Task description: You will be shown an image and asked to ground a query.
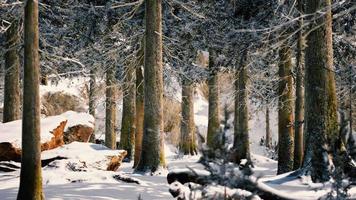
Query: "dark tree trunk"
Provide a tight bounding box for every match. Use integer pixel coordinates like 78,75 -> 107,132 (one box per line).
120,63 -> 136,160
266,106 -> 272,148
303,0 -> 338,182
3,19 -> 21,123
180,78 -> 197,155
293,0 -> 305,170
233,54 -> 250,163
17,0 -> 44,199
88,68 -> 96,117
277,46 -> 294,174
105,66 -> 117,149
207,51 -> 221,150
134,45 -> 144,168
136,0 -> 165,172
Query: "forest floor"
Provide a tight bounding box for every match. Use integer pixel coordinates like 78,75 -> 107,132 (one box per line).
0,77 -> 355,199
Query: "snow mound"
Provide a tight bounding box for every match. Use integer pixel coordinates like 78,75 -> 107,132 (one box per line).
0,111 -> 94,148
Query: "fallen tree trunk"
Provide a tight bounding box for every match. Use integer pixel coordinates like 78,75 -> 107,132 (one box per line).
167,168 -> 290,200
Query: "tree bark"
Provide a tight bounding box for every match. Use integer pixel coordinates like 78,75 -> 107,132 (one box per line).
17,0 -> 44,199
180,78 -> 197,155
120,63 -> 136,160
277,46 -> 294,174
233,54 -> 250,163
88,68 -> 96,117
293,0 -> 305,170
105,66 -> 117,149
266,106 -> 271,148
207,51 -> 221,150
134,45 -> 144,168
3,19 -> 21,123
303,0 -> 338,182
136,0 -> 165,172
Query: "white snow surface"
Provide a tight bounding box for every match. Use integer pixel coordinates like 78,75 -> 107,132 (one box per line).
0,111 -> 94,148
0,78 -> 355,199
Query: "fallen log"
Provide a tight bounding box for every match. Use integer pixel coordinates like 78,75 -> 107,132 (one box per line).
167,168 -> 289,200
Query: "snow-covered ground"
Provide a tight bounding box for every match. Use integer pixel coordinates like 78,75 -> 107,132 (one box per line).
0,111 -> 94,148
0,77 -> 355,199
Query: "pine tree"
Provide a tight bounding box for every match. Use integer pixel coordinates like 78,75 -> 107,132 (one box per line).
233,52 -> 250,163
266,106 -> 272,148
136,0 -> 165,172
3,19 -> 21,123
120,63 -> 136,160
88,68 -> 96,117
134,43 -> 144,168
105,65 -> 117,149
303,0 -> 339,182
180,78 -> 197,155
293,0 -> 305,170
17,0 -> 44,199
277,45 -> 294,174
207,51 -> 221,149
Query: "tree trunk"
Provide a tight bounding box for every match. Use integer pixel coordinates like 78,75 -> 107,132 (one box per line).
293,0 -> 305,170
233,55 -> 250,163
180,78 -> 197,155
120,63 -> 136,161
303,0 -> 338,182
134,46 -> 144,168
3,19 -> 21,123
105,66 -> 117,149
17,0 -> 44,199
266,106 -> 271,148
207,51 -> 221,150
277,46 -> 294,174
88,68 -> 96,117
136,0 -> 165,172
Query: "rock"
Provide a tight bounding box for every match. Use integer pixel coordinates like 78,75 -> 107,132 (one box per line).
41,120 -> 66,151
0,120 -> 67,162
41,92 -> 86,116
0,142 -> 21,162
107,150 -> 127,171
64,125 -> 94,144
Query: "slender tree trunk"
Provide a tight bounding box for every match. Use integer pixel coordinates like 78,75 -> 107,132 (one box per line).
120,63 -> 136,160
207,51 -> 221,149
105,66 -> 117,149
294,0 -> 305,170
277,46 -> 294,174
134,46 -> 144,168
303,0 -> 338,182
348,65 -> 355,159
17,0 -> 44,199
136,0 -> 165,172
180,78 -> 197,155
3,19 -> 21,123
266,106 -> 271,148
89,68 -> 96,117
233,54 -> 250,163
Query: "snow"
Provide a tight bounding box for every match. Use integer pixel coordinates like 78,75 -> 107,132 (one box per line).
0,78 -> 355,199
0,111 -> 94,148
40,77 -> 88,98
0,142 -> 200,200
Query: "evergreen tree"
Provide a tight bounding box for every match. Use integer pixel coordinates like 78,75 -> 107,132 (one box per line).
17,0 -> 44,199
277,45 -> 294,174
180,78 -> 197,155
207,51 -> 221,149
233,51 -> 250,163
105,65 -> 117,149
136,0 -> 165,172
3,19 -> 21,123
303,0 -> 339,182
120,63 -> 136,160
